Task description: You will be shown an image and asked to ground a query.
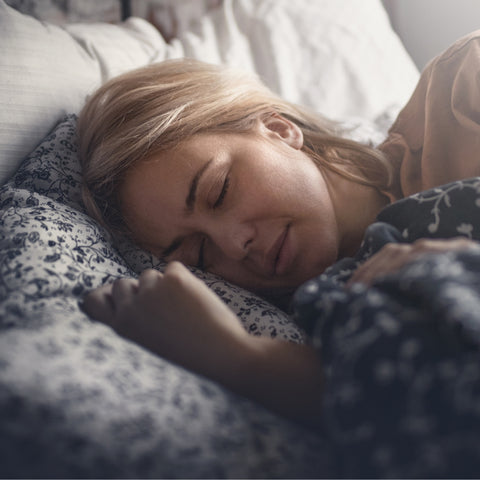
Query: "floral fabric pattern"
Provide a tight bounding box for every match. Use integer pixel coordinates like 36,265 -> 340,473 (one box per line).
0,115 -> 332,478
294,178 -> 480,478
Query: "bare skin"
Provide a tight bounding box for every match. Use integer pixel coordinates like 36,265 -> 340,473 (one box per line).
347,237 -> 480,286
82,237 -> 479,425
119,115 -> 389,295
81,109 -> 480,424
83,262 -> 324,425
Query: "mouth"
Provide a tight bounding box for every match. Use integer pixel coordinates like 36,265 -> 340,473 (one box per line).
268,224 -> 291,276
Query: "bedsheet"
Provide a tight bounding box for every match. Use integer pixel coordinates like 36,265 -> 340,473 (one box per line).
294,178 -> 480,477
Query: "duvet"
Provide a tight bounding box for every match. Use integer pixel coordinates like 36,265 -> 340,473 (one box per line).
3,114 -> 480,477
295,178 -> 480,477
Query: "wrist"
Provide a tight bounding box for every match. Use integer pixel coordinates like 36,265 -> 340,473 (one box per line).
221,336 -> 324,423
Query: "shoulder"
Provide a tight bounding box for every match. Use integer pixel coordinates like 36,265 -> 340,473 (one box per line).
428,30 -> 480,71
379,31 -> 480,199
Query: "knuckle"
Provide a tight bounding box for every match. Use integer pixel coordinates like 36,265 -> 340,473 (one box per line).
166,260 -> 186,271
139,268 -> 161,281
163,261 -> 199,292
165,261 -> 187,280
382,242 -> 408,254
412,238 -> 431,251
112,277 -> 135,295
382,243 -> 397,253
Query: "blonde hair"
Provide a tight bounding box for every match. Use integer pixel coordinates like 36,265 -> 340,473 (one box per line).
78,58 -> 391,237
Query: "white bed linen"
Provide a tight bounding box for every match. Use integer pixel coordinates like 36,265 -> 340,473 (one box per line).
0,0 -> 418,185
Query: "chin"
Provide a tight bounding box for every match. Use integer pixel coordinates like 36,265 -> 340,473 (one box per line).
254,287 -> 296,313
256,281 -> 296,297
255,270 -> 316,296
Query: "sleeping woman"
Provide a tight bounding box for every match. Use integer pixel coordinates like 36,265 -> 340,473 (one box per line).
79,32 -> 480,476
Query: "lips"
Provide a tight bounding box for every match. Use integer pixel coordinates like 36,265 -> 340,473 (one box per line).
267,224 -> 291,276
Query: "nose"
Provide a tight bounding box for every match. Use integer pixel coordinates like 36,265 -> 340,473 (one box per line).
206,217 -> 255,261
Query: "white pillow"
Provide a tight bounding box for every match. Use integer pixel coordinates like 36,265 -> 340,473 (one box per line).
0,0 -> 419,186
0,0 -> 167,185
166,0 -> 420,121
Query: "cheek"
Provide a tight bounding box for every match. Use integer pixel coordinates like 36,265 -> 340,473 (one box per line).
304,210 -> 340,273
238,170 -> 305,214
275,158 -> 326,211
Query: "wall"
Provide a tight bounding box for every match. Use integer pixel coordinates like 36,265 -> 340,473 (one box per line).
382,0 -> 480,70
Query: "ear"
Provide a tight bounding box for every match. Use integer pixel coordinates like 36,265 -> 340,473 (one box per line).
260,113 -> 304,150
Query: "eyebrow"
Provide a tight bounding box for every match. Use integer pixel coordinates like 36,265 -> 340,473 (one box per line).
161,158 -> 214,259
185,158 -> 214,214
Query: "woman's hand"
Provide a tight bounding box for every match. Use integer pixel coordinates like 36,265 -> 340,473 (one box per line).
82,261 -> 250,380
347,237 -> 480,287
82,261 -> 324,424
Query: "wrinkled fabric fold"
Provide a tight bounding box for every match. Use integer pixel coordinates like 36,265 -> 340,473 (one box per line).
294,178 -> 480,477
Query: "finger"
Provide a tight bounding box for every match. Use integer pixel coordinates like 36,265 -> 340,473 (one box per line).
164,261 -> 191,277
347,243 -> 410,286
111,278 -> 139,307
138,268 -> 163,290
162,261 -> 214,298
82,283 -> 116,324
348,238 -> 480,289
348,246 -> 390,285
413,237 -> 480,253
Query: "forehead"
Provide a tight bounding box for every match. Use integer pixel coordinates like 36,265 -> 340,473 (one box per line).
118,134 -> 222,249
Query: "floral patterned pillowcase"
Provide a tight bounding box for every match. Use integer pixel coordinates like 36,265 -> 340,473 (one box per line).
0,114 -> 303,341
0,115 -> 335,479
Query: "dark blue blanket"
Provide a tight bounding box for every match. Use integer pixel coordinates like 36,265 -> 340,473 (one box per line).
294,178 -> 480,478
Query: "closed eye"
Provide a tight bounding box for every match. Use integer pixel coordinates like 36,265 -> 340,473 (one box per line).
213,175 -> 230,209
161,237 -> 182,260
196,237 -> 206,269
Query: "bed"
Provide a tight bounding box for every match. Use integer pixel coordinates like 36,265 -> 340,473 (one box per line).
0,0 -> 420,477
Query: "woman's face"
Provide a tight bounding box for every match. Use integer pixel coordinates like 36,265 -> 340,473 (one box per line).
120,116 -> 341,294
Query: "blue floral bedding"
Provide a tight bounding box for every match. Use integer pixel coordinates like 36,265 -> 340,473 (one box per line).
0,116 -> 332,478
295,178 -> 480,478
4,114 -> 480,478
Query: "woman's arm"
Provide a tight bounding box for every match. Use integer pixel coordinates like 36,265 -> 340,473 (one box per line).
348,237 -> 480,286
82,262 -> 323,425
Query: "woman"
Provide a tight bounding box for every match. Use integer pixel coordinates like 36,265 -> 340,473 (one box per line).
79,32 -> 480,428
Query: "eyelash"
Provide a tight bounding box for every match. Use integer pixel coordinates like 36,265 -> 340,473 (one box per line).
197,174 -> 230,269
213,175 -> 230,209
196,237 -> 206,270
